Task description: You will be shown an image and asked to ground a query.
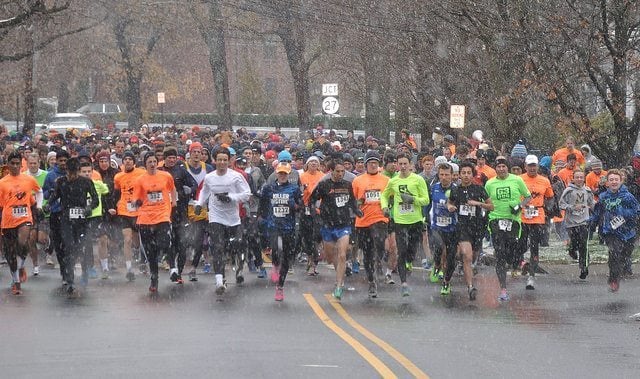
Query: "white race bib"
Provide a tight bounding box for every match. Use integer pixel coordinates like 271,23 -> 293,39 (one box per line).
273,206 -> 289,218
498,219 -> 513,231
459,204 -> 476,216
399,203 -> 414,214
524,206 -> 539,219
304,206 -> 311,216
610,216 -> 625,230
11,205 -> 28,218
364,190 -> 381,203
126,201 -> 138,212
147,191 -> 163,203
69,207 -> 85,219
436,216 -> 452,227
335,194 -> 348,208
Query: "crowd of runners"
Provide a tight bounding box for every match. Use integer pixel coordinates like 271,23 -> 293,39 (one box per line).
0,123 -> 638,301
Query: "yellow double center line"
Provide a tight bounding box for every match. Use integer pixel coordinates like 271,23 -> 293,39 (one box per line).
303,293 -> 429,379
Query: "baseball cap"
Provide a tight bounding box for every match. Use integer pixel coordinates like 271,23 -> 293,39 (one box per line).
278,150 -> 293,162
276,162 -> 291,174
189,142 -> 203,152
264,150 -> 277,160
525,155 -> 539,165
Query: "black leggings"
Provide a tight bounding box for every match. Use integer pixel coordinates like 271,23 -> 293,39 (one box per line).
568,225 -> 589,271
209,223 -> 242,276
394,222 -> 423,284
489,219 -> 520,289
603,234 -> 634,282
356,222 -> 387,283
139,222 -> 172,284
269,229 -> 295,287
2,224 -> 30,277
520,223 -> 544,277
59,218 -> 92,286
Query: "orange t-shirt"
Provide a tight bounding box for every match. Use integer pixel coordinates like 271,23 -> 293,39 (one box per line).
0,174 -> 40,229
552,148 -> 585,166
557,167 -> 574,186
91,169 -> 102,181
300,170 -> 324,206
585,170 -> 607,194
478,164 -> 497,179
520,173 -> 553,224
114,167 -> 146,217
134,170 -> 175,225
352,172 -> 389,228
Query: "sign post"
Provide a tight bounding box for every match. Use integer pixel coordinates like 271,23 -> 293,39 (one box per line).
157,92 -> 165,129
450,105 -> 465,129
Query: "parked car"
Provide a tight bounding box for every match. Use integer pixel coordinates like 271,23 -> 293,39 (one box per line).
46,113 -> 93,134
76,102 -> 127,128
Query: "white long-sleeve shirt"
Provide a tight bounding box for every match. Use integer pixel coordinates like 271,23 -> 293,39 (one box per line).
196,169 -> 250,226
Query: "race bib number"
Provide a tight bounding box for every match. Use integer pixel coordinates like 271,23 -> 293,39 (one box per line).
498,219 -> 513,231
459,204 -> 476,216
524,206 -> 539,219
436,216 -> 452,227
364,190 -> 381,203
572,207 -> 585,216
399,203 -> 414,214
126,201 -> 138,212
147,191 -> 163,203
11,205 -> 28,218
610,216 -> 625,230
273,206 -> 290,218
69,207 -> 84,219
304,206 -> 311,216
335,194 -> 349,208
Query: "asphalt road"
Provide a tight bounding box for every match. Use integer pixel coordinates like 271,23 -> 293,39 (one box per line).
1,260 -> 639,379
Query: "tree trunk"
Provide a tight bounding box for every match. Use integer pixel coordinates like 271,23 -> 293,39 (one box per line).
278,21 -> 311,134
206,0 -> 232,130
22,51 -> 36,136
126,73 -> 142,129
363,53 -> 390,140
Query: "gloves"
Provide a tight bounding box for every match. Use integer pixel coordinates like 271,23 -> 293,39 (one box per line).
511,204 -> 521,215
42,204 -> 51,214
35,208 -> 45,222
383,208 -> 390,218
355,209 -> 364,218
134,199 -> 143,208
83,206 -> 93,218
194,205 -> 202,215
400,193 -> 414,204
183,185 -> 192,196
215,193 -> 231,203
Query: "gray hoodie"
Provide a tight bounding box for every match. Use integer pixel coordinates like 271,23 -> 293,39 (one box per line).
558,183 -> 595,227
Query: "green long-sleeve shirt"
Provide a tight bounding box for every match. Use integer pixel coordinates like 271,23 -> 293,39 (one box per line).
381,173 -> 430,225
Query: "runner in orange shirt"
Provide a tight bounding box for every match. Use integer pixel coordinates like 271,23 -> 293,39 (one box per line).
552,136 -> 585,166
133,152 -> 177,293
518,155 -> 554,290
299,155 -> 325,275
0,152 -> 43,295
113,151 -> 146,281
474,150 -> 496,185
351,150 -> 389,298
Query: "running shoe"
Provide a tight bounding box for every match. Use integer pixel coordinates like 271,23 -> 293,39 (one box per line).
176,276 -> 184,284
352,261 -> 360,274
46,254 -> 55,266
215,282 -> 226,295
203,263 -> 212,274
306,264 -> 319,276
405,261 -> 413,272
270,265 -> 280,284
579,269 -> 589,280
526,276 -> 535,290
609,279 -> 619,292
139,263 -> 148,275
149,278 -> 158,293
275,286 -> 284,301
257,267 -> 267,278
422,259 -> 432,270
67,286 -> 80,298
498,288 -> 510,301
440,283 -> 451,296
333,285 -> 344,300
401,285 -> 410,297
288,266 -> 294,275
468,286 -> 478,301
126,271 -> 135,282
149,285 -> 157,293
345,264 -> 352,277
429,268 -> 440,283
88,267 -> 98,279
160,260 -> 170,271
568,249 -> 578,260
437,270 -> 444,282
170,270 -> 179,283
19,268 -> 27,283
11,282 -> 21,295
188,269 -> 198,282
385,274 -> 395,285
33,266 -> 39,276
368,281 -> 378,298
101,270 -> 109,280
236,269 -> 244,285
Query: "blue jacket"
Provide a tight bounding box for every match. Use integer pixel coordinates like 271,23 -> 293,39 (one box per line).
592,185 -> 640,241
43,165 -> 65,214
428,182 -> 457,233
259,180 -> 302,231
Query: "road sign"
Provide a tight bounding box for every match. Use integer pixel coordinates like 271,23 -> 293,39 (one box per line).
157,92 -> 165,104
450,105 -> 465,129
322,83 -> 339,97
322,96 -> 340,114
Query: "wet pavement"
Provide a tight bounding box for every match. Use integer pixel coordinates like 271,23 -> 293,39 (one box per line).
1,260 -> 639,378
